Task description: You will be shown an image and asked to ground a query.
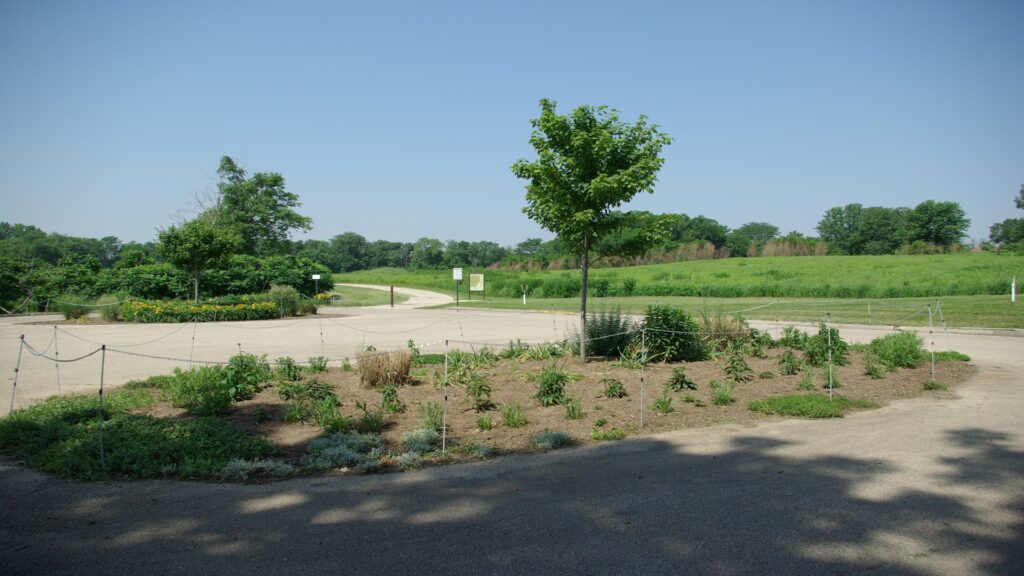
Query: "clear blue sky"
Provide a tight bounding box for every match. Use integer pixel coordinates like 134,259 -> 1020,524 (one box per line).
2,0 -> 1021,246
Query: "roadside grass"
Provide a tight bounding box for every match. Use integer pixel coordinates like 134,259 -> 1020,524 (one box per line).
328,285 -> 410,307
0,380 -> 273,480
748,394 -> 879,418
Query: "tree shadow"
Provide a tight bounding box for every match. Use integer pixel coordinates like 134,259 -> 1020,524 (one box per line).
2,426 -> 1022,575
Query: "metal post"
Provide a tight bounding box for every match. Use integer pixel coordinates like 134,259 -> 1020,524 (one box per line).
9,335 -> 25,413
98,345 -> 107,471
319,317 -> 326,358
928,305 -> 936,384
390,285 -> 394,308
442,339 -> 449,452
640,327 -> 646,430
189,317 -> 198,369
54,326 -> 62,396
826,314 -> 834,401
867,302 -> 872,326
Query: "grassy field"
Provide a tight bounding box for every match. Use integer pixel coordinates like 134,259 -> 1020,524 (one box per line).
328,285 -> 409,307
335,253 -> 1024,329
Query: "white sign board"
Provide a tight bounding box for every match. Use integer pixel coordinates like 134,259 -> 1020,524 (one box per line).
311,274 -> 321,280
453,267 -> 463,280
469,274 -> 484,292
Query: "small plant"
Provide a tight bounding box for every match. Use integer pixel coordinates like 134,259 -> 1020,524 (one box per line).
468,444 -> 495,458
169,366 -> 233,416
923,380 -> 948,391
415,401 -> 445,433
341,357 -> 353,371
822,367 -> 841,390
864,362 -> 885,380
868,331 -> 926,370
593,418 -> 608,428
682,394 -> 697,404
500,403 -> 527,427
532,366 -> 570,407
642,304 -> 707,362
401,428 -> 441,454
748,395 -> 878,418
723,346 -> 754,383
307,356 -> 328,373
758,371 -> 775,379
475,415 -> 494,431
222,458 -> 295,481
935,351 -> 970,362
591,428 -> 627,441
533,430 -> 572,450
667,366 -> 698,391
804,323 -> 850,367
778,349 -> 802,376
394,452 -> 424,468
653,391 -> 674,414
600,378 -> 629,398
465,371 -> 494,412
710,380 -> 735,405
355,400 -> 387,433
565,395 -> 584,420
798,370 -> 815,390
224,353 -> 271,400
380,384 -> 406,414
614,343 -> 647,369
778,326 -> 809,350
275,356 -> 302,382
302,431 -> 382,470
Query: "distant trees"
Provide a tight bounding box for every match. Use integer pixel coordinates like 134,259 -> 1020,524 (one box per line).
816,200 -> 968,255
989,184 -> 1024,250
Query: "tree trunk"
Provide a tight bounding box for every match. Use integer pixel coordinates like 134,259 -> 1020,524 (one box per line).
193,277 -> 199,304
580,234 -> 589,362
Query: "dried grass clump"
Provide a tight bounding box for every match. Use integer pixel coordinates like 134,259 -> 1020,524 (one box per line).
356,349 -> 412,388
698,312 -> 751,352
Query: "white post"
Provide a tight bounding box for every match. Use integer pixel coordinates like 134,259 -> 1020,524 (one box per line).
640,327 -> 646,430
523,292 -> 526,306
826,314 -> 833,401
1013,275 -> 1017,303
442,339 -> 449,452
928,305 -> 936,384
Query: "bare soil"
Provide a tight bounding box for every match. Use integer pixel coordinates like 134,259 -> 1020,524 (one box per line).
137,349 -> 974,471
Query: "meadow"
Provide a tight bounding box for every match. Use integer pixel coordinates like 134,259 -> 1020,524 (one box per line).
336,253 -> 1024,329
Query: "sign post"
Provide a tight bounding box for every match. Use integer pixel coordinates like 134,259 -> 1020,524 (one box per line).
312,274 -> 321,295
452,268 -> 463,307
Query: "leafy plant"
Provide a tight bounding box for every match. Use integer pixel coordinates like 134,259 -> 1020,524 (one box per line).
641,305 -> 706,362
923,380 -> 948,391
682,394 -> 697,404
864,362 -> 885,380
778,326 -> 809,350
380,384 -> 406,414
275,356 -> 302,382
532,366 -> 571,407
710,380 -> 735,405
169,366 -> 233,416
533,430 -> 572,450
355,401 -> 386,433
868,331 -> 925,370
401,428 -> 441,454
934,351 -> 970,362
475,415 -> 493,431
593,418 -> 608,428
804,323 -> 850,367
600,378 -> 629,398
571,308 -> 634,357
614,342 -> 647,369
341,357 -> 353,371
415,401 -> 445,433
822,366 -> 841,389
723,346 -> 754,383
591,428 -> 626,441
464,371 -> 494,412
653,391 -> 674,414
778,349 -> 802,376
307,356 -> 328,373
667,366 -> 698,391
564,395 -> 584,420
224,353 -> 271,400
500,403 -> 527,428
798,370 -> 815,390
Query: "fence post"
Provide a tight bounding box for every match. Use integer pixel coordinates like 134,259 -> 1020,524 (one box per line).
189,317 -> 198,368
928,305 -> 936,383
442,339 -> 449,452
9,335 -> 25,413
98,344 -> 107,471
640,327 -> 646,430
54,326 -> 62,396
826,314 -> 834,401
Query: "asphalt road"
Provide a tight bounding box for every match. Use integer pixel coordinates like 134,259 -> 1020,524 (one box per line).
1,297 -> 1022,574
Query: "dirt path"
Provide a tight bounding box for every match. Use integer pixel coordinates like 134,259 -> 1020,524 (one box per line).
1,326 -> 1021,575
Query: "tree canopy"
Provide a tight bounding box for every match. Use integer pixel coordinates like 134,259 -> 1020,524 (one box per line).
512,98 -> 672,358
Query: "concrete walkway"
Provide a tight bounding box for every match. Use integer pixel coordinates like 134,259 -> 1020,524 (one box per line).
1,317 -> 1022,574
333,283 -> 454,309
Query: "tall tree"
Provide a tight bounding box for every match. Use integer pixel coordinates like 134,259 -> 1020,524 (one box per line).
906,200 -> 970,247
512,98 -> 672,360
215,156 -> 313,256
816,204 -> 864,255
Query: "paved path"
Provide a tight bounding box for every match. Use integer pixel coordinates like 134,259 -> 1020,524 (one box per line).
334,283 -> 455,309
1,304 -> 1022,574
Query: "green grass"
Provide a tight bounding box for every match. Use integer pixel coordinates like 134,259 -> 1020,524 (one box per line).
335,253 -> 1024,329
748,394 -> 879,418
0,386 -> 273,480
934,351 -> 971,362
328,284 -> 410,307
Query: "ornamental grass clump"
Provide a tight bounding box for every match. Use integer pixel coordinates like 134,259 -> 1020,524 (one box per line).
357,348 -> 412,388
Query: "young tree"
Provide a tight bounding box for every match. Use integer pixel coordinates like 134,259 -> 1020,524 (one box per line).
158,217 -> 241,302
215,156 -> 313,256
512,99 -> 672,360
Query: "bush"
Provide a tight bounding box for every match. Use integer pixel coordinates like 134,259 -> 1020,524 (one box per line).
667,367 -> 697,391
122,299 -> 279,323
225,353 -> 271,400
804,323 -> 850,367
723,346 -> 754,383
532,366 -> 572,407
96,293 -> 128,321
777,326 -> 809,350
533,430 -> 572,450
573,308 -> 633,357
600,378 -> 629,398
778,349 -> 802,375
307,356 -> 328,373
868,331 -> 926,370
275,356 -> 302,382
500,403 -> 527,427
642,305 -> 706,362
57,295 -> 91,320
416,401 -> 444,433
401,428 -> 440,454
564,395 -> 584,420
266,284 -> 300,316
710,380 -> 735,405
303,432 -> 382,469
169,366 -> 233,416
357,349 -> 412,388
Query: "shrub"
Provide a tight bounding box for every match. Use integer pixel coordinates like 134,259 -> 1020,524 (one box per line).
565,395 -> 584,420
600,378 -> 629,398
303,431 -> 382,469
641,305 -> 706,362
169,366 -> 233,416
267,284 -> 300,317
415,401 -> 445,433
798,370 -> 815,390
57,295 -> 91,320
804,323 -> 850,367
533,430 -> 572,450
475,415 -> 493,431
96,293 -> 127,321
822,366 -> 841,389
500,403 -> 527,427
723,345 -> 754,383
401,428 -> 440,454
380,384 -> 405,414
923,380 -> 948,391
122,299 -> 279,323
275,356 -> 302,382
224,353 -> 271,400
573,308 -> 633,357
394,452 -> 424,468
307,356 -> 328,373
591,428 -> 626,441
357,349 -> 412,388
778,349 -> 802,375
667,366 -> 697,391
464,371 -> 494,412
864,362 -> 885,380
868,331 -> 926,370
653,391 -> 674,414
222,458 -> 295,481
777,326 -> 809,350
758,371 -> 775,379
355,401 -> 386,433
935,351 -> 970,362
748,395 -> 878,418
710,380 -> 735,405
532,367 -> 571,407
